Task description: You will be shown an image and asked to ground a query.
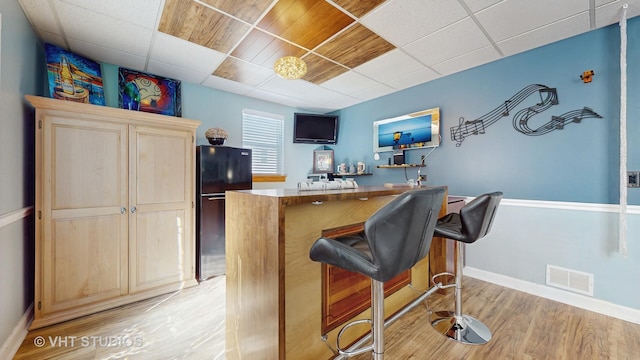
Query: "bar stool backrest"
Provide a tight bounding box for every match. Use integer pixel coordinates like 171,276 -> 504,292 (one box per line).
363,187 -> 445,282
459,191 -> 503,243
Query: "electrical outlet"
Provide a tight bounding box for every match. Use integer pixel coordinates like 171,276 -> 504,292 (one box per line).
628,171 -> 640,188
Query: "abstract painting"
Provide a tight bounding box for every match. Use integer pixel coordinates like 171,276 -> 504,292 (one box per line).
118,67 -> 182,117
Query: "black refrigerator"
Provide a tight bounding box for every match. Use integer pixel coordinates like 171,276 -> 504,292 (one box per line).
196,145 -> 252,281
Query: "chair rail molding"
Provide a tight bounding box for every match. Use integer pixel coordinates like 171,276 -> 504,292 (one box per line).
450,196 -> 640,214
0,206 -> 34,230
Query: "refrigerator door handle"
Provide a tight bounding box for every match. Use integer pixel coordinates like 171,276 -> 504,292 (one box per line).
207,196 -> 225,201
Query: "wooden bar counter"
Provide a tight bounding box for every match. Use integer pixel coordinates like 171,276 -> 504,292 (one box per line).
225,185 -> 448,360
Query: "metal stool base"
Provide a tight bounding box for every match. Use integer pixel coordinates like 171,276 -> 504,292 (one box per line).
430,311 -> 492,345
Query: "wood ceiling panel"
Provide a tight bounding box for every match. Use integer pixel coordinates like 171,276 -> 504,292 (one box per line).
301,54 -> 349,84
159,0 -> 250,53
231,29 -> 307,67
332,0 -> 387,18
212,57 -> 273,85
199,0 -> 274,24
315,23 -> 395,69
257,0 -> 354,50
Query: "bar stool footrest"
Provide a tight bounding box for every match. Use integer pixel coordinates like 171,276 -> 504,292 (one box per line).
336,319 -> 374,356
431,272 -> 456,289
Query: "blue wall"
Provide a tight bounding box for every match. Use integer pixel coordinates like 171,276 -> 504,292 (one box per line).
1,0 -> 43,349
335,18 -> 640,205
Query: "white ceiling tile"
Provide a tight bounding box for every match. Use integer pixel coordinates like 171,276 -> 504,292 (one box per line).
352,49 -> 425,83
595,0 -> 640,28
246,88 -> 310,108
431,45 -> 501,76
202,76 -> 254,96
258,76 -> 317,98
150,32 -> 226,74
361,0 -> 469,46
349,83 -> 396,101
463,0 -> 503,13
497,13 -> 590,57
317,96 -> 361,111
18,0 -> 61,34
595,0 -> 619,6
403,17 -> 489,66
320,71 -> 383,96
38,31 -> 67,49
293,84 -> 348,104
55,0 -> 163,29
475,0 -> 590,42
147,59 -> 209,85
55,1 -> 153,57
67,38 -> 147,70
387,68 -> 441,90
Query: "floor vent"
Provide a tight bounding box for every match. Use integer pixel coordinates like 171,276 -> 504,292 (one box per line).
546,265 -> 594,296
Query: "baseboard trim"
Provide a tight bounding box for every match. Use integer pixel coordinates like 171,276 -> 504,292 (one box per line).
464,266 -> 640,325
0,206 -> 34,230
0,303 -> 33,359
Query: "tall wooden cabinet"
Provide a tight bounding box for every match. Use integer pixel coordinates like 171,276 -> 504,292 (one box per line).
27,95 -> 200,329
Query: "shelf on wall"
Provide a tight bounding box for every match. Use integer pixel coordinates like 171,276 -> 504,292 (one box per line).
333,173 -> 372,177
377,164 -> 425,168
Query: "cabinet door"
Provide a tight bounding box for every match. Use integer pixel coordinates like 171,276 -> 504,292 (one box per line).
129,125 -> 194,293
40,117 -> 128,315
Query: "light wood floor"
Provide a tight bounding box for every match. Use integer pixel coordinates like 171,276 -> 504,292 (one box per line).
14,276 -> 640,359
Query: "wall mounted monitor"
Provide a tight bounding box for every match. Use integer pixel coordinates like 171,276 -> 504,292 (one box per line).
293,113 -> 339,144
373,107 -> 440,153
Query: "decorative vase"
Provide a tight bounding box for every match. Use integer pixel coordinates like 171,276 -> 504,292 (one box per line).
205,127 -> 228,146
207,137 -> 226,145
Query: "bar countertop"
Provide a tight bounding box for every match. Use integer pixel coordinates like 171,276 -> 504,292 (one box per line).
228,184 -> 445,206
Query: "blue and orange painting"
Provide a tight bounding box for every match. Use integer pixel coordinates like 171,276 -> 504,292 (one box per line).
44,43 -> 105,106
378,114 -> 433,147
118,67 -> 182,117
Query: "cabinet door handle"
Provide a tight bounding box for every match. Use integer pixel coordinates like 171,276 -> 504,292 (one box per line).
121,207 -> 126,214
358,197 -> 369,201
130,206 -> 137,213
311,201 -> 323,205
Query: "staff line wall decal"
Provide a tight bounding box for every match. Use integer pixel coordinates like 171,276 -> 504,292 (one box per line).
451,84 -> 603,146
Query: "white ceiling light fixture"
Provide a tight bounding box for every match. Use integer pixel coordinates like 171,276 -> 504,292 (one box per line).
274,55 -> 307,80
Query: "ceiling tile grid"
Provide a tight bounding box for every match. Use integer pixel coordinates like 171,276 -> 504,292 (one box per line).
360,0 -> 469,47
18,0 -> 640,112
474,0 -> 590,43
403,17 -> 492,66
496,13 -> 591,57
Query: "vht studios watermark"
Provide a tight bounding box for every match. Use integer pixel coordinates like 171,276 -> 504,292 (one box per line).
33,335 -> 144,348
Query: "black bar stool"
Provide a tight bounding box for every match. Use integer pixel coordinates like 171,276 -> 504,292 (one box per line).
430,191 -> 503,345
309,187 -> 445,360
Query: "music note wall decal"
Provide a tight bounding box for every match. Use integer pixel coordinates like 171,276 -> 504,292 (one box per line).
450,84 -> 603,146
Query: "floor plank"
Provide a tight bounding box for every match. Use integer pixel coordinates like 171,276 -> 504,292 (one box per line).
13,276 -> 640,359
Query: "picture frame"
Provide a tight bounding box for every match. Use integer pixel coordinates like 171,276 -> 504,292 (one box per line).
118,67 -> 182,117
313,149 -> 334,174
44,43 -> 105,106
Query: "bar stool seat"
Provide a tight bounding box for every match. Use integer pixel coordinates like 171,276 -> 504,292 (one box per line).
309,188 -> 445,359
430,191 -> 503,345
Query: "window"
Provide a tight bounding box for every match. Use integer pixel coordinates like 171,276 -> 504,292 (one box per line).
242,109 -> 285,181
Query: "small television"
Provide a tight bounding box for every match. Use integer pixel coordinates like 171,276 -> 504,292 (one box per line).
373,107 -> 440,152
293,113 -> 339,144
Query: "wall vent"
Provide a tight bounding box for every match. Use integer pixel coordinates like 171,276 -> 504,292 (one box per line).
546,265 -> 594,296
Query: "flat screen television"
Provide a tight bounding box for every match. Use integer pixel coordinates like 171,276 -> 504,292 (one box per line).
372,107 -> 440,152
293,113 -> 339,144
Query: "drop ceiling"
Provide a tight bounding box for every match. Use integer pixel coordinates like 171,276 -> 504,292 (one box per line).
18,0 -> 639,112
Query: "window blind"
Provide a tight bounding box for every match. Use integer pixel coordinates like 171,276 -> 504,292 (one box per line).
242,109 -> 285,175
